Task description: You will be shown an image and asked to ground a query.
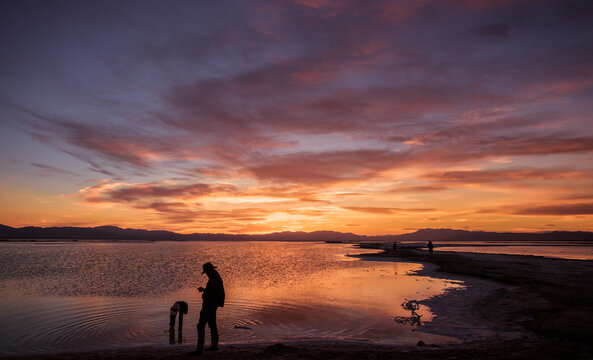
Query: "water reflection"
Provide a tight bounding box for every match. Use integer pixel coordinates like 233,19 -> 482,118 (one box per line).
0,241 -> 463,355
395,299 -> 422,328
434,244 -> 593,260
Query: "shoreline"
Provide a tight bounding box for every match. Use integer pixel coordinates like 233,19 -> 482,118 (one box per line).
351,251 -> 521,342
8,246 -> 593,359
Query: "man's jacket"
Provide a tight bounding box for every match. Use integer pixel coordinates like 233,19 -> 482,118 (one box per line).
202,270 -> 225,308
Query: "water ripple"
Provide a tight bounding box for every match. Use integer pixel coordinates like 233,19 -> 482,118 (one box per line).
0,242 -> 461,355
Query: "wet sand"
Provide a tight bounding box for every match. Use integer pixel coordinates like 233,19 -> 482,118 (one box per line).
8,246 -> 593,360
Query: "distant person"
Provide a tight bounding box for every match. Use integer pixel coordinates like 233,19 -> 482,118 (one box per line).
169,301 -> 188,344
190,262 -> 225,355
392,242 -> 398,251
427,241 -> 434,254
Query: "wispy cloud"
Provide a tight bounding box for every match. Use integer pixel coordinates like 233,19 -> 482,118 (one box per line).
512,203 -> 593,216
423,168 -> 589,184
342,206 -> 435,214
81,181 -> 236,203
30,163 -> 76,176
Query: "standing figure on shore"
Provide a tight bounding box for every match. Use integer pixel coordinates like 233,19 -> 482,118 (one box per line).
427,241 -> 434,254
191,262 -> 225,355
392,242 -> 398,251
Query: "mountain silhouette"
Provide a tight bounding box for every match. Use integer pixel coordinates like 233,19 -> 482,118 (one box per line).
1,224 -> 591,242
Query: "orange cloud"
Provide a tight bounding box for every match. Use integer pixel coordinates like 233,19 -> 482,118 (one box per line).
342,206 -> 435,214
423,168 -> 589,184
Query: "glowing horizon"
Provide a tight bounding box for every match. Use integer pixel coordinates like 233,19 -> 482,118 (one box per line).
1,1 -> 593,235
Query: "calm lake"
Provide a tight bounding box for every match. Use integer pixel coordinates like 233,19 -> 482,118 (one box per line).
425,241 -> 593,260
0,241 -> 462,355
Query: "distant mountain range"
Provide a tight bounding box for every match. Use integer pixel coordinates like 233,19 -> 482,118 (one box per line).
1,224 -> 592,242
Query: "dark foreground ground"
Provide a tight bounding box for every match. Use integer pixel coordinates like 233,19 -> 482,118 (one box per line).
8,246 -> 593,360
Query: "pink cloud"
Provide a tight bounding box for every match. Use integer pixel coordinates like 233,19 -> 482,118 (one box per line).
247,149 -> 397,184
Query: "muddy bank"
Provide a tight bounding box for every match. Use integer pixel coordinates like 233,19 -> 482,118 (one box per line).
7,337 -> 590,360
357,245 -> 593,355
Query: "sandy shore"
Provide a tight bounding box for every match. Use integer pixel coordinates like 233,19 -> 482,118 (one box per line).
8,247 -> 593,359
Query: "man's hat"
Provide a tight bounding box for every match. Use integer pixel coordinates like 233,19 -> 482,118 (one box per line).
202,262 -> 217,274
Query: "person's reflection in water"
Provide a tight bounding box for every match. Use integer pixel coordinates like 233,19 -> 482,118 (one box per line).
189,262 -> 225,355
169,301 -> 188,344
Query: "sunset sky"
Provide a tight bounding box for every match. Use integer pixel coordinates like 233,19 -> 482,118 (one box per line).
1,0 -> 592,235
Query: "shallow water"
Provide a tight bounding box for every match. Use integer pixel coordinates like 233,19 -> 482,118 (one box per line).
0,241 -> 463,355
430,243 -> 593,260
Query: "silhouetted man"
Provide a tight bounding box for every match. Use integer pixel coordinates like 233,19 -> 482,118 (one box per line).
191,262 -> 225,355
428,241 -> 434,254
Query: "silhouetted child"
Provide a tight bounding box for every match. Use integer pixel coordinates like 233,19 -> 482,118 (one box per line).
169,301 -> 188,332
427,241 -> 434,254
